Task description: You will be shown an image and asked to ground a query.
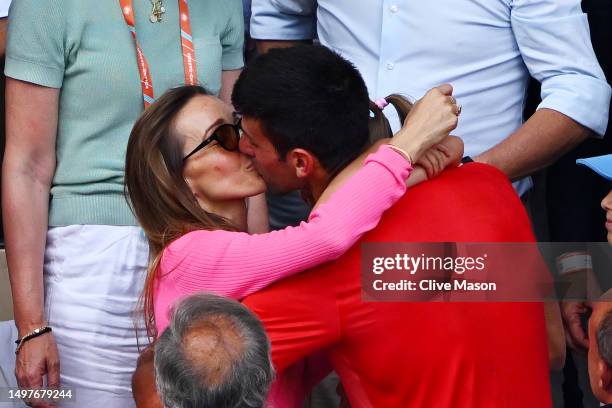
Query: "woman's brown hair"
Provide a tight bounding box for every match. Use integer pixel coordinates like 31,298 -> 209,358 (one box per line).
368,94 -> 415,142
124,85 -> 239,340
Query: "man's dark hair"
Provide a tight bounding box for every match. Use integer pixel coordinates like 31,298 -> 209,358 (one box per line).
598,311 -> 612,368
232,45 -> 371,174
154,293 -> 274,408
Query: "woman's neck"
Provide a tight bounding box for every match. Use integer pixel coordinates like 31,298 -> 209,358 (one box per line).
197,198 -> 248,231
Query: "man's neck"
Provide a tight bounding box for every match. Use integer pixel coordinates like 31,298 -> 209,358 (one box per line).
308,141 -> 383,209
301,167 -> 333,206
305,178 -> 328,205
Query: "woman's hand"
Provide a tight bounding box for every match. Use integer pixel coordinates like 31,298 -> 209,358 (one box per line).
15,332 -> 60,408
417,143 -> 450,179
415,135 -> 464,179
390,84 -> 459,163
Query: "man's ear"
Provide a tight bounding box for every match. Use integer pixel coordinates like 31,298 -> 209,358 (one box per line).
287,148 -> 317,179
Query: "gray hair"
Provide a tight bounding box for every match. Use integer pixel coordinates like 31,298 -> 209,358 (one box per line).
598,311 -> 612,368
154,293 -> 275,408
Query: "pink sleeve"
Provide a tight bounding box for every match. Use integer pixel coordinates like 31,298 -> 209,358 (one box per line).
161,145 -> 412,300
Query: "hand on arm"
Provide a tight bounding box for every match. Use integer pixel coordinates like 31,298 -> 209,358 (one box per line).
3,79 -> 60,408
410,135 -> 464,184
166,147 -> 413,302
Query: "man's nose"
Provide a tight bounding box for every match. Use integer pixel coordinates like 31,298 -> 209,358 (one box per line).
601,190 -> 612,212
239,136 -> 254,156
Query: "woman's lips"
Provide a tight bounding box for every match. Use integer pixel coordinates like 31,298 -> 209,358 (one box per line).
606,220 -> 612,229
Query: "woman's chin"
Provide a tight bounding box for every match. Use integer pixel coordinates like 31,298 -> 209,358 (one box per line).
247,183 -> 267,197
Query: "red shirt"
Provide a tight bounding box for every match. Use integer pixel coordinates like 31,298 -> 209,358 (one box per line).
243,163 -> 551,408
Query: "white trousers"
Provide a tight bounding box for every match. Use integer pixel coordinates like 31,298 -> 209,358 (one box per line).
44,225 -> 149,407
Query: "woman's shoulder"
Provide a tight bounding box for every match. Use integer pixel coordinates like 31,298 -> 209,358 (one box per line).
162,229 -> 245,259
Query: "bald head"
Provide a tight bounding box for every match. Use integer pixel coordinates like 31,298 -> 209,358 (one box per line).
154,293 -> 274,408
182,315 -> 246,387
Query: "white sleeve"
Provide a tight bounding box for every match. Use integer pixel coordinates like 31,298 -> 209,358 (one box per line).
250,0 -> 316,40
0,0 -> 11,18
510,0 -> 611,136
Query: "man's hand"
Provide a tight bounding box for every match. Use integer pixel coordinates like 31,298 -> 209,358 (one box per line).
561,301 -> 590,352
132,347 -> 164,408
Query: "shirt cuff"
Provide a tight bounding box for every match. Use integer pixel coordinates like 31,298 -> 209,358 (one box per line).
538,74 -> 611,137
250,8 -> 315,40
4,56 -> 64,88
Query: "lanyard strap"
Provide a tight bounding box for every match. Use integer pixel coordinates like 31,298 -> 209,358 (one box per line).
119,0 -> 198,108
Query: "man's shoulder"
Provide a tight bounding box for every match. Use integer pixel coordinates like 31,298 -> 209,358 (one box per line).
399,162 -> 514,209
369,162 -> 532,242
415,162 -> 509,195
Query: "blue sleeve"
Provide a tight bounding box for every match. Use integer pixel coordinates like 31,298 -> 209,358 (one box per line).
250,0 -> 316,40
221,0 -> 245,70
4,0 -> 68,88
510,0 -> 611,136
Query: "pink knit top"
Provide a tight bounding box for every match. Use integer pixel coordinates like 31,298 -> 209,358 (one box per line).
153,145 -> 412,334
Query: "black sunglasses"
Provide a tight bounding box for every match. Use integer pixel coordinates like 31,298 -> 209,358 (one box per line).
182,121 -> 242,162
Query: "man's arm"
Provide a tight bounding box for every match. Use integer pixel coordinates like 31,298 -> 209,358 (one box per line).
0,0 -> 9,57
0,17 -> 7,58
474,109 -> 591,180
256,39 -> 312,55
475,0 -> 611,180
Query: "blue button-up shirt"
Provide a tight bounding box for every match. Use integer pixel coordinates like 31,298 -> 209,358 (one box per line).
251,0 -> 611,193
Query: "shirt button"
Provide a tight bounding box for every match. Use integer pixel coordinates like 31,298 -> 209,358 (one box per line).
390,5 -> 399,13
386,62 -> 395,70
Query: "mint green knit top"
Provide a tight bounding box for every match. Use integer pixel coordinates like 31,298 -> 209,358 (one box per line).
5,0 -> 244,226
